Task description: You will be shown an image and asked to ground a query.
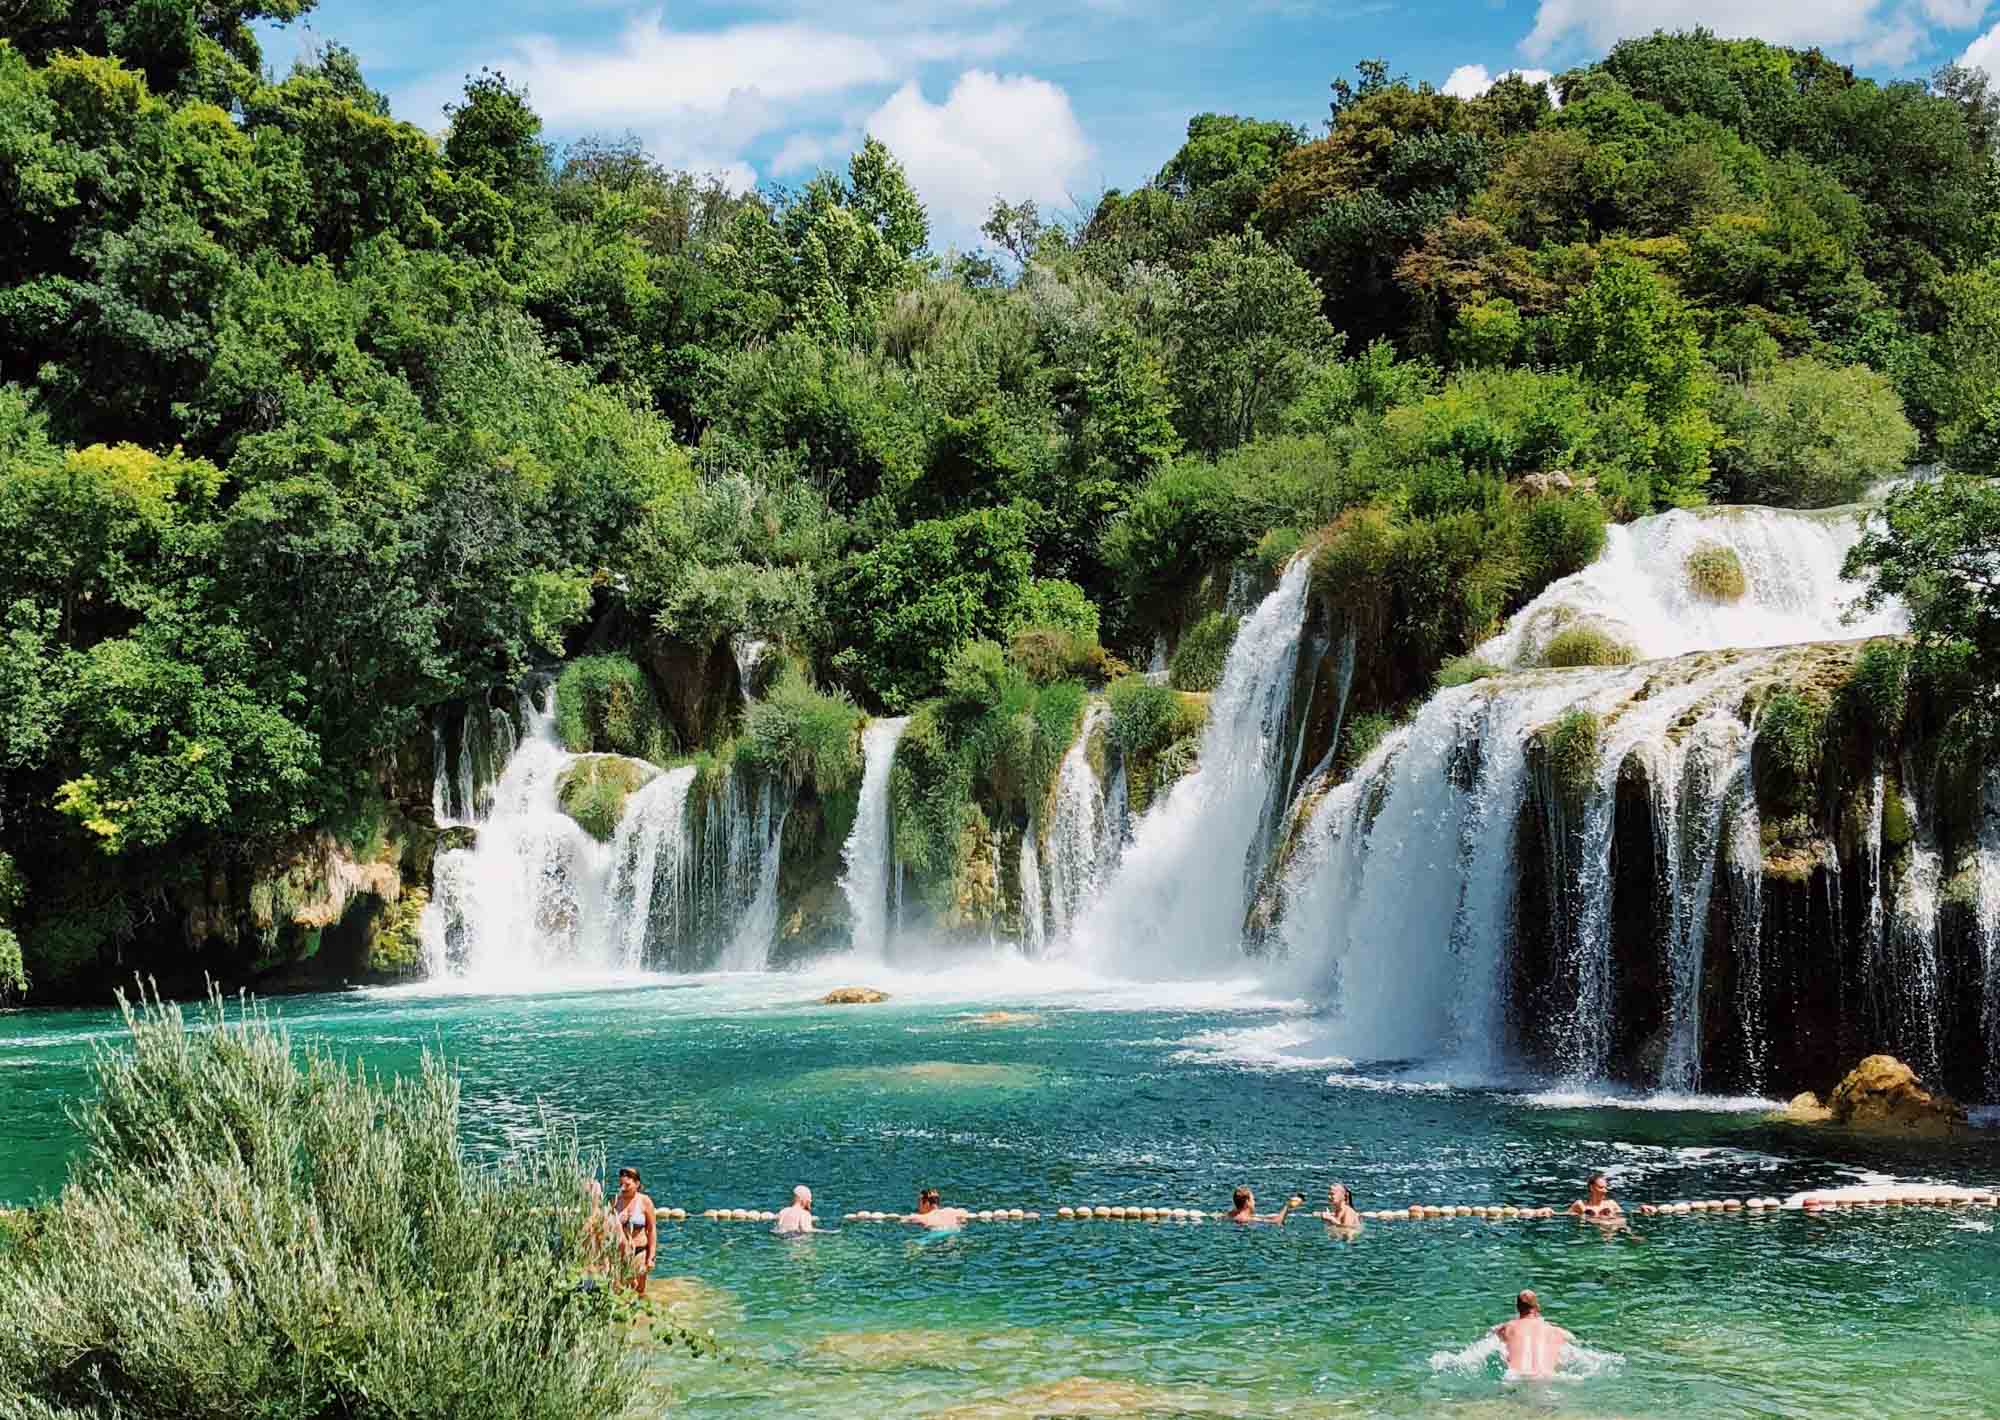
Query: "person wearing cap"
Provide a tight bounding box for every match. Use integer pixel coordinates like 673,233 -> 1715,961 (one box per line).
775,1185 -> 817,1234
1491,1289 -> 1573,1378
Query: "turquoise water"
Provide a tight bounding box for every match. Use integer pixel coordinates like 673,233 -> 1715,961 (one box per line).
5,961 -> 1999,1418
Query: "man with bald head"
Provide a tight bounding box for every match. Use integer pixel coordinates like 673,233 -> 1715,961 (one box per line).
1491,1290 -> 1573,1378
774,1185 -> 816,1234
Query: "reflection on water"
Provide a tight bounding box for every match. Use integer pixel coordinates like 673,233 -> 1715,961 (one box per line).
3,968 -> 1998,1419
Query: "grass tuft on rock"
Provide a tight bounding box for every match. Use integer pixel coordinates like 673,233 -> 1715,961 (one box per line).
0,985 -> 665,1418
557,755 -> 660,842
1169,612 -> 1239,692
555,655 -> 671,761
1436,655 -> 1503,689
1684,541 -> 1748,602
738,668 -> 864,792
1540,626 -> 1638,668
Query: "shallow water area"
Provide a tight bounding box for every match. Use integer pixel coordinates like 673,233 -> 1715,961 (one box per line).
4,962 -> 1999,1418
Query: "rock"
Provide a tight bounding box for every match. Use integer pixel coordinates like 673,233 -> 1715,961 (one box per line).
963,1010 -> 1041,1027
1825,1055 -> 1967,1137
820,987 -> 889,1005
1769,1090 -> 1833,1124
554,754 -> 660,843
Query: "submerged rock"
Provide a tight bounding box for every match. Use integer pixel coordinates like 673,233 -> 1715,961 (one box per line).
1768,1090 -> 1832,1124
1825,1055 -> 1967,1137
821,986 -> 889,1004
963,1010 -> 1041,1028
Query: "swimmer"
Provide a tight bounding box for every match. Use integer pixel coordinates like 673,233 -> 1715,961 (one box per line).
1491,1289 -> 1573,1379
610,1166 -> 657,1296
1324,1181 -> 1361,1230
903,1187 -> 973,1231
1227,1186 -> 1304,1224
1568,1173 -> 1623,1220
774,1184 -> 816,1235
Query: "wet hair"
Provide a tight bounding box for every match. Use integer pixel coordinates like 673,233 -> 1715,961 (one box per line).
1232,1187 -> 1252,1211
1517,1290 -> 1540,1316
919,1187 -> 941,1207
1589,1173 -> 1608,1190
618,1167 -> 641,1185
1328,1182 -> 1354,1208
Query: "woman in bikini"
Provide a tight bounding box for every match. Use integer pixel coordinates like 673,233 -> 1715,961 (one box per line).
610,1166 -> 657,1295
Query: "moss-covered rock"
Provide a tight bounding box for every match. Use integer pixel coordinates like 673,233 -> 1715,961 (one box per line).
1541,626 -> 1638,668
1169,612 -> 1238,692
1534,708 -> 1602,815
366,887 -> 429,976
556,755 -> 660,843
1684,542 -> 1747,602
556,654 -> 673,761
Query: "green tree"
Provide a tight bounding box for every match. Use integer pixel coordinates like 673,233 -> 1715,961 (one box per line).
1171,231 -> 1335,453
1711,357 -> 1916,506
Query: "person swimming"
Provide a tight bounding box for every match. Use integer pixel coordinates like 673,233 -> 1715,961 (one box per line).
1324,1181 -> 1361,1229
775,1184 -> 816,1235
1491,1289 -> 1573,1379
610,1166 -> 657,1296
1227,1186 -> 1304,1224
903,1187 -> 972,1231
1568,1173 -> 1623,1220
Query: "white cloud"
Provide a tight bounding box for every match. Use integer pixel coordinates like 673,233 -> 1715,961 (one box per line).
1523,1 -> 1896,61
1441,64 -> 1554,98
864,70 -> 1092,231
1965,19 -> 2000,73
1922,0 -> 1988,25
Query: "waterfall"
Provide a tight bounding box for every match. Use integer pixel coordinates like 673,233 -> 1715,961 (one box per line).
431,697 -> 518,828
1478,505 -> 1905,669
604,767 -> 698,971
1073,559 -> 1314,975
841,717 -> 909,956
421,682 -> 614,982
1042,702 -> 1112,945
1887,771 -> 1944,1083
1018,818 -> 1046,956
730,635 -> 769,703
718,775 -> 792,971
1976,769 -> 2000,1099
1726,774 -> 1768,1094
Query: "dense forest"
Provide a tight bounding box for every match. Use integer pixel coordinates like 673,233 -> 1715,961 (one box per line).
3,0 -> 2000,1003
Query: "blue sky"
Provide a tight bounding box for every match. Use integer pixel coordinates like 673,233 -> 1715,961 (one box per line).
256,1 -> 2000,246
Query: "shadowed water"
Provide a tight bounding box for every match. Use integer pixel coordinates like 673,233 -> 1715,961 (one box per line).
3,963 -> 1997,1417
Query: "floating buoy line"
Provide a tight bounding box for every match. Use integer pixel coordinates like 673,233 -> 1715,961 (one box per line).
653,1189 -> 1998,1224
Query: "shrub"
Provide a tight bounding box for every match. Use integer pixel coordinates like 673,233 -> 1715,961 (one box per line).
556,755 -> 658,842
1107,675 -> 1206,759
1684,541 -> 1747,602
1010,578 -> 1100,642
0,926 -> 22,1002
1437,655 -> 1503,689
1541,626 -> 1638,668
554,655 -> 671,761
1170,612 -> 1239,691
738,668 -> 864,792
0,987 -> 654,1419
1537,708 -> 1602,807
1335,710 -> 1394,778
1518,492 -> 1607,586
1009,626 -> 1108,685
1711,357 -> 1918,508
1842,639 -> 1912,738
1254,526 -> 1304,576
1752,687 -> 1828,817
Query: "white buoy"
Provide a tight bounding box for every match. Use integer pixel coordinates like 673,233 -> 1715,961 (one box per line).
1058,1206 -> 1075,1219
1094,1205 -> 1112,1219
1171,1208 -> 1188,1221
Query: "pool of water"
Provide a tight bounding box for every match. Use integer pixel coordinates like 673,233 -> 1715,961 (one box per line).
4,956 -> 1998,1417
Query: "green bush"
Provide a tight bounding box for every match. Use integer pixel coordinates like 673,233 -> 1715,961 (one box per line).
0,926 -> 23,1002
1842,639 -> 1912,737
1010,578 -> 1100,642
1009,626 -> 1112,685
1170,612 -> 1239,692
1541,626 -> 1638,668
1518,493 -> 1607,585
1107,675 -> 1207,759
0,987 -> 654,1418
555,755 -> 658,842
1253,526 -> 1304,576
554,655 -> 671,761
1684,541 -> 1747,602
1537,708 -> 1603,807
1711,357 -> 1917,508
1753,687 -> 1828,817
737,668 -> 864,792
1335,711 -> 1395,777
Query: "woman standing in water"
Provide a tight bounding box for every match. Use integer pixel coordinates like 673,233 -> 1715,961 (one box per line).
611,1166 -> 657,1295
1324,1182 -> 1361,1230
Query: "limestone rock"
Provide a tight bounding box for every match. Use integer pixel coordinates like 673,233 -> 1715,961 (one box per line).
1771,1090 -> 1831,1124
554,754 -> 659,843
1825,1055 -> 1966,1137
821,987 -> 889,1005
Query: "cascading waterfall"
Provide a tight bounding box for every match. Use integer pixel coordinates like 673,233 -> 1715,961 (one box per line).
1040,702 -> 1113,946
715,774 -> 792,971
841,717 -> 910,956
1977,769 -> 2000,1098
604,767 -> 699,971
1727,778 -> 1768,1094
1071,559 -> 1315,975
1886,771 -> 1944,1083
1018,818 -> 1046,956
1478,505 -> 1905,668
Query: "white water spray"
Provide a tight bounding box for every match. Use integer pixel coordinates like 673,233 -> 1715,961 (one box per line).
841,717 -> 910,957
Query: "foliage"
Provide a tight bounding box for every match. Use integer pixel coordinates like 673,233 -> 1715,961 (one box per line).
737,668 -> 863,792
1436,656 -> 1502,689
1843,474 -> 2000,748
1842,639 -> 1912,739
1753,687 -> 1828,816
1335,711 -> 1395,778
1537,708 -> 1603,806
1711,358 -> 1917,507
1541,626 -> 1638,668
1010,578 -> 1101,642
1169,612 -> 1239,692
1106,675 -> 1207,760
555,755 -> 656,843
0,986 -> 649,1417
1684,541 -> 1747,602
554,656 -> 670,761
1170,231 -> 1336,453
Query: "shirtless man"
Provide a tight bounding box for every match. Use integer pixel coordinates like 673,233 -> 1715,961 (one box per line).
1227,1186 -> 1305,1224
903,1187 -> 972,1231
774,1184 -> 816,1235
1568,1173 -> 1623,1220
1492,1290 -> 1573,1379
